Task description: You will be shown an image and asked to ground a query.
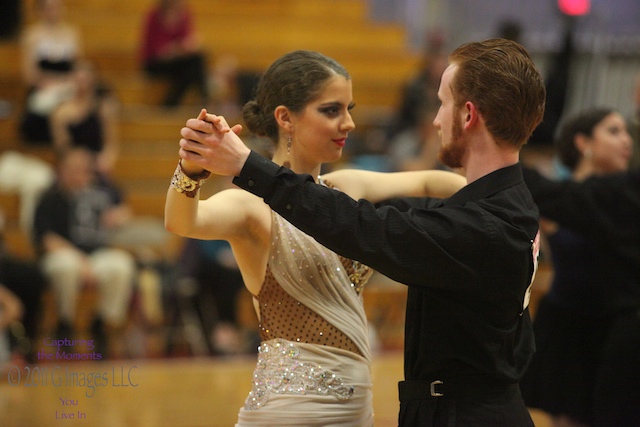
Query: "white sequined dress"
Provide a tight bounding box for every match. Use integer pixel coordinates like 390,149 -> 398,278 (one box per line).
235,211 -> 374,426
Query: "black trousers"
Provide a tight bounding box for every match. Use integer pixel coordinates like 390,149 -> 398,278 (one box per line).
399,378 -> 534,427
0,257 -> 47,353
593,310 -> 640,427
144,52 -> 209,107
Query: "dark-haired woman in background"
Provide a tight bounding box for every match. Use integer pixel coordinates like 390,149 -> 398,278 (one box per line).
521,108 -> 635,427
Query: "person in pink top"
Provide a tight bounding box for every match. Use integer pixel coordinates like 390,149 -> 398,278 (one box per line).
140,0 -> 209,108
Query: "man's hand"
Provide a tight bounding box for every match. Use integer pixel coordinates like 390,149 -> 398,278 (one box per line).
179,109 -> 251,176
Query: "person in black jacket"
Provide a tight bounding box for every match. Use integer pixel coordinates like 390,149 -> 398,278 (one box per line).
176,38 -> 546,426
523,165 -> 640,427
521,108 -> 635,426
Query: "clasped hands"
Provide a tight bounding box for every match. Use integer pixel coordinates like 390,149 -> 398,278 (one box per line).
178,108 -> 251,177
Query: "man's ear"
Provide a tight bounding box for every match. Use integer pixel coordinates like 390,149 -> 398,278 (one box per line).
274,105 -> 293,133
464,101 -> 478,129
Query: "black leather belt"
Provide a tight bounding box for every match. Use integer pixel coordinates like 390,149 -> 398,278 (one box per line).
399,376 -> 516,401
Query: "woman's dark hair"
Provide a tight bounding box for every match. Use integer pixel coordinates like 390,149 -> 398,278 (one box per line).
242,50 -> 350,143
555,108 -> 615,171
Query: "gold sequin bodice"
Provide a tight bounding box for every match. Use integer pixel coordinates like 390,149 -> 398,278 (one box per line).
254,211 -> 374,357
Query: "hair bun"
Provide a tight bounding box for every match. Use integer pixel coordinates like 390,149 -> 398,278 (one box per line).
242,100 -> 266,136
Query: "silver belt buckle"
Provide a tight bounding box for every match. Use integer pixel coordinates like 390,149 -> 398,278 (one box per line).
430,380 -> 444,397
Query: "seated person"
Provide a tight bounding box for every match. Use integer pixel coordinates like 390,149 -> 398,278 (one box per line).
0,212 -> 47,362
177,238 -> 247,355
50,60 -> 120,177
19,0 -> 82,143
0,285 -> 24,366
139,0 -> 210,108
32,147 -> 136,358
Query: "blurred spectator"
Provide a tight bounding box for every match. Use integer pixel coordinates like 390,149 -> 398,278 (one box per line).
529,16 -> 577,146
0,0 -> 21,40
386,29 -> 447,142
139,0 -> 210,108
0,285 -> 23,366
19,0 -> 82,144
32,147 -> 136,358
523,164 -> 640,427
0,209 -> 47,364
207,54 -> 262,121
51,60 -> 120,177
630,72 -> 640,169
0,151 -> 55,234
496,19 -> 523,43
177,238 -> 247,355
521,108 -> 635,426
387,102 -> 444,172
208,54 -> 242,117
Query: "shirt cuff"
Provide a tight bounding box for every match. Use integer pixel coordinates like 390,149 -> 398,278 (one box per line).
232,150 -> 281,198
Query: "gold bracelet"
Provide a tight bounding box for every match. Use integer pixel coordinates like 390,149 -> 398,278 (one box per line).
170,160 -> 211,198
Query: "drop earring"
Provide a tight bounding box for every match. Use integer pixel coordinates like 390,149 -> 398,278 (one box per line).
283,136 -> 292,169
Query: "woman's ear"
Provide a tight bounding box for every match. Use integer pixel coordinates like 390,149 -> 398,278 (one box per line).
274,105 -> 293,133
574,133 -> 591,157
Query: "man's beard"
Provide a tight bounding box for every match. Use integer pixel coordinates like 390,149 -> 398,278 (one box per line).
438,113 -> 465,169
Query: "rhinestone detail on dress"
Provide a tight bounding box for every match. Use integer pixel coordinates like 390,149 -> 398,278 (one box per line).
244,339 -> 355,410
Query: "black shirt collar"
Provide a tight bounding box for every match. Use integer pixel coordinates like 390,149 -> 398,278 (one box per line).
444,163 -> 524,207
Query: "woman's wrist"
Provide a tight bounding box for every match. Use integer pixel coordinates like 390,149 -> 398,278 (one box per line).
170,160 -> 211,198
179,159 -> 208,179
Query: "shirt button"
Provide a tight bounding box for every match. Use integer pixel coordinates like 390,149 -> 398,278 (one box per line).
248,180 -> 255,187
286,204 -> 292,210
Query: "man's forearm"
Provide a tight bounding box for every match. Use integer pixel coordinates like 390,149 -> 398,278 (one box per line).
232,150 -> 287,200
